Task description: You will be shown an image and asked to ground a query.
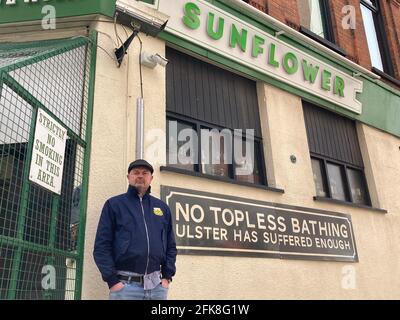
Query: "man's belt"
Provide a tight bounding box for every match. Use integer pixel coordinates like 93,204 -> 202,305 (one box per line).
117,275 -> 144,284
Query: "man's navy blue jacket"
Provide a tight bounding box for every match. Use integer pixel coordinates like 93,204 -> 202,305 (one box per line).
93,185 -> 177,288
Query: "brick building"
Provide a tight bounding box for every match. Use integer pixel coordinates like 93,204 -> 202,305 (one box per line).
0,0 -> 399,300
245,0 -> 400,86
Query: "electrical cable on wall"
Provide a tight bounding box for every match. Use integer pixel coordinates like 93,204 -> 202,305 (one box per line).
71,35 -> 119,67
114,13 -> 124,48
137,34 -> 144,99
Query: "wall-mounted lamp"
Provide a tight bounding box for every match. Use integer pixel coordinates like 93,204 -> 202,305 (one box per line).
114,0 -> 169,66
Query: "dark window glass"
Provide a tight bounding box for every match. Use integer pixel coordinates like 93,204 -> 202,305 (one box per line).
234,138 -> 263,185
303,102 -> 371,206
201,128 -> 231,179
327,163 -> 348,202
347,168 -> 369,205
167,119 -> 197,172
166,116 -> 266,185
360,0 -> 393,75
311,158 -> 328,197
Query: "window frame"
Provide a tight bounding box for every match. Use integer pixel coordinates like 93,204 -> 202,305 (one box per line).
310,153 -> 371,206
166,112 -> 267,187
298,0 -> 346,55
360,0 -> 394,76
319,0 -> 335,43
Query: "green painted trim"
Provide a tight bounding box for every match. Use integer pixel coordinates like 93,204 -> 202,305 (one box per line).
48,195 -> 60,248
207,0 -> 400,94
6,105 -> 38,300
74,31 -> 98,300
205,0 -> 357,78
0,35 -> 93,300
357,78 -> 400,137
0,235 -> 78,259
8,248 -> 23,299
0,0 -> 115,25
2,73 -> 87,147
360,74 -> 400,97
0,71 -> 3,100
0,37 -> 86,51
160,29 -> 400,138
0,37 -> 89,74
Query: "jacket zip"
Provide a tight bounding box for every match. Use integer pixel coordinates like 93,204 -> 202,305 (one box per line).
140,197 -> 150,275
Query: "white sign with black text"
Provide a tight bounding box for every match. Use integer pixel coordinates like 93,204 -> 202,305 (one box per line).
29,108 -> 67,195
158,0 -> 364,114
161,186 -> 358,262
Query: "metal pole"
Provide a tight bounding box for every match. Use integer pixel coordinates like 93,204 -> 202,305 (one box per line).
136,97 -> 144,159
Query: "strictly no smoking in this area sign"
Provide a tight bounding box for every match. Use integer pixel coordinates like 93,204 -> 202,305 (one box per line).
29,108 -> 67,195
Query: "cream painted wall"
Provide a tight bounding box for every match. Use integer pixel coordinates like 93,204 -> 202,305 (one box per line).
81,18 -> 167,299
0,11 -> 398,301
78,22 -> 400,299
151,84 -> 400,300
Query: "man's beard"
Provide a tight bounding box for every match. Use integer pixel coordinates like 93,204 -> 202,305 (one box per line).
134,182 -> 147,192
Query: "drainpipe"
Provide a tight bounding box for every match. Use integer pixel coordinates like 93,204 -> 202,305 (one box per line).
136,97 -> 144,159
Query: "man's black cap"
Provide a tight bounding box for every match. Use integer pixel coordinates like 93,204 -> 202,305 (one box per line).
128,159 -> 154,174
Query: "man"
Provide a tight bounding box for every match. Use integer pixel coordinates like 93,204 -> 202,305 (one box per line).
93,159 -> 177,300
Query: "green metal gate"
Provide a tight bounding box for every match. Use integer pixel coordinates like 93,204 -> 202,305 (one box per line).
0,33 -> 97,300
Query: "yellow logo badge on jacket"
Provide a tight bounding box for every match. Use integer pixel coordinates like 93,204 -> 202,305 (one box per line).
153,207 -> 164,216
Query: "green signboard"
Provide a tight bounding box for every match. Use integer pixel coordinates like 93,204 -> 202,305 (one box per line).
0,0 -> 116,24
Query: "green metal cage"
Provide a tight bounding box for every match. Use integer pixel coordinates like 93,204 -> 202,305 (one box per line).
0,33 -> 97,300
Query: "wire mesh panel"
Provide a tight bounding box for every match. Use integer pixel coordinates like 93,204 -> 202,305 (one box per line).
56,143 -> 84,252
0,85 -> 32,238
14,251 -> 76,300
10,46 -> 88,138
0,244 -> 14,300
0,36 -> 95,300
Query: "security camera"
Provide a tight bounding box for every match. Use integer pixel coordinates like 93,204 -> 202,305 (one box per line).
114,0 -> 169,66
140,52 -> 169,68
115,0 -> 169,36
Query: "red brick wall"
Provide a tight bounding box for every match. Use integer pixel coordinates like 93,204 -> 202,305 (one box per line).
331,0 -> 372,68
380,0 -> 400,79
247,0 -> 301,29
245,0 -> 400,83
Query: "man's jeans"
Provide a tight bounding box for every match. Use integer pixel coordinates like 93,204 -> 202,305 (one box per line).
109,281 -> 168,300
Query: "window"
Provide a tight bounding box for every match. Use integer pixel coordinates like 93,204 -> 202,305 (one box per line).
166,47 -> 266,186
201,127 -> 231,179
360,0 -> 394,75
311,158 -> 328,197
166,119 -> 197,172
234,136 -> 264,184
303,102 -> 371,206
297,0 -> 345,55
347,168 -> 369,205
326,163 -> 348,201
297,0 -> 334,41
167,118 -> 265,185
